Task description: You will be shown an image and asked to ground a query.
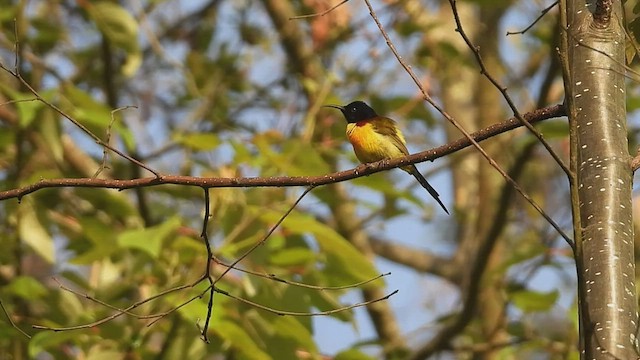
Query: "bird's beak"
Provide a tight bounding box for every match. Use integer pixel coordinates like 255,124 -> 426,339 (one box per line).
322,104 -> 344,110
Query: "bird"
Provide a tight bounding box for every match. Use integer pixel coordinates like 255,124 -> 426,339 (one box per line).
323,100 -> 449,214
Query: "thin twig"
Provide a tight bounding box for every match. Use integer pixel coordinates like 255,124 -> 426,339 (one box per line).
211,187 -> 316,287
562,26 -> 640,82
212,256 -> 390,290
214,286 -> 398,316
0,38 -> 159,177
448,0 -> 570,176
0,299 -> 31,338
32,278 -> 200,331
199,188 -> 215,342
506,1 -> 559,36
363,0 -> 572,246
0,98 -> 39,106
94,106 -> 138,178
289,0 -> 350,20
145,288 -> 210,328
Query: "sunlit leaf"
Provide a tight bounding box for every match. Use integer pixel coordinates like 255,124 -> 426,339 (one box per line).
215,320 -> 271,360
536,120 -> 569,139
18,198 -> 54,263
269,247 -> 316,266
57,289 -> 85,323
39,108 -> 64,163
255,209 -> 379,286
86,348 -> 124,360
117,217 -> 181,258
29,331 -> 81,358
335,349 -> 377,360
3,276 -> 48,299
87,1 -> 141,76
510,289 -> 558,313
70,216 -> 127,265
62,85 -> 136,150
272,316 -> 316,351
0,85 -> 43,128
174,133 -> 221,151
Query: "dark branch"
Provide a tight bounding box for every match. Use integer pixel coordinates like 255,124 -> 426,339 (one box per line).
594,0 -> 612,26
411,141 -> 540,359
0,104 -> 566,201
506,1 -> 558,36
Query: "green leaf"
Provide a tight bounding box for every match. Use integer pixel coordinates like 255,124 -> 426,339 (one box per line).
626,12 -> 640,64
62,85 -> 136,150
70,216 -> 125,264
57,289 -> 85,323
0,85 -> 43,128
215,320 -> 271,360
255,209 -> 379,286
3,276 -> 48,299
272,316 -> 316,352
335,349 -> 378,360
510,289 -> 558,313
29,331 -> 81,358
174,133 -> 221,151
536,120 -> 569,139
117,217 -> 181,258
86,349 -> 125,360
351,172 -> 421,206
18,198 -> 54,263
284,141 -> 331,176
269,247 -> 316,266
39,108 -> 64,163
307,287 -> 352,322
77,189 -> 138,223
87,1 -> 141,76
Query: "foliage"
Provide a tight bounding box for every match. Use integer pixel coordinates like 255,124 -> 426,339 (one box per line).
0,0 -> 638,359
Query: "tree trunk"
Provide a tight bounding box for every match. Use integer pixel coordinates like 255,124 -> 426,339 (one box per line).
564,0 -> 639,358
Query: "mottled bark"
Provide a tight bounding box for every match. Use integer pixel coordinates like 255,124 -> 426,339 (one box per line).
565,0 -> 639,358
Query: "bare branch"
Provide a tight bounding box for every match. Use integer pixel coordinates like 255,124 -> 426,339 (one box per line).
211,187 -> 316,287
0,104 -> 565,201
211,256 -> 390,290
448,0 -> 569,175
289,0 -> 350,20
0,299 -> 30,339
199,188 -> 215,342
94,106 -> 138,178
363,0 -> 572,246
32,278 -> 200,331
369,237 -> 458,282
0,62 -> 160,177
411,137 -> 540,359
506,1 -> 559,36
213,286 -> 398,317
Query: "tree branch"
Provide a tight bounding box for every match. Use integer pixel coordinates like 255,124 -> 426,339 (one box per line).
0,104 -> 565,201
363,0 -> 572,245
369,237 -> 458,282
411,140 -> 539,359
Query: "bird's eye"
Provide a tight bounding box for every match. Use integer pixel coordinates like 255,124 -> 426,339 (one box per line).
350,107 -> 356,112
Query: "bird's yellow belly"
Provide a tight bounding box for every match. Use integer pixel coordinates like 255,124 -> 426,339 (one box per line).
346,122 -> 404,164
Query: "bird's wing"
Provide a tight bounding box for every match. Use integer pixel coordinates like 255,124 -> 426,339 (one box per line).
371,117 -> 410,155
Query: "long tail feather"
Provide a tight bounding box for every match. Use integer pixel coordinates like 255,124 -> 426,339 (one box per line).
407,165 -> 449,215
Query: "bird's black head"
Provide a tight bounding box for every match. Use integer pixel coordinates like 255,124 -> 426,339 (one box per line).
323,101 -> 378,123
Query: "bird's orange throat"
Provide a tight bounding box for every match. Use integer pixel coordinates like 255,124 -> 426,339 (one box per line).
346,122 -> 371,147
346,121 -> 377,162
